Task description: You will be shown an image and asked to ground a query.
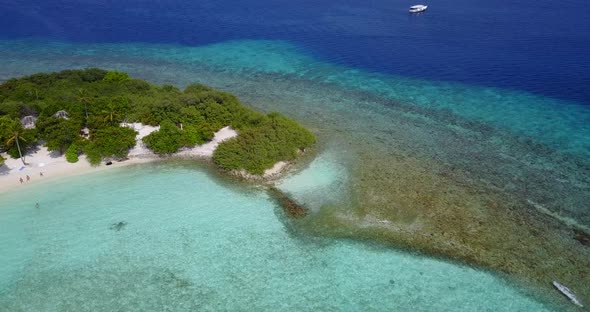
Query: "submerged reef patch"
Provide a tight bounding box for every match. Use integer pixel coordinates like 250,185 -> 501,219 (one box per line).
268,186 -> 307,218
110,221 -> 128,231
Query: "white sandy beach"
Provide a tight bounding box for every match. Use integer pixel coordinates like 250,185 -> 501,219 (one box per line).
0,124 -> 239,194
0,147 -> 154,194
174,125 -> 238,158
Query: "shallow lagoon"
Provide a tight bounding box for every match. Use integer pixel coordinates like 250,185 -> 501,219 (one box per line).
0,162 -> 554,311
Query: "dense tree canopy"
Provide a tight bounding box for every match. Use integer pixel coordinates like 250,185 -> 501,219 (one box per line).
37,117 -> 82,154
142,120 -> 186,155
0,69 -> 315,173
84,126 -> 137,165
213,113 -> 316,174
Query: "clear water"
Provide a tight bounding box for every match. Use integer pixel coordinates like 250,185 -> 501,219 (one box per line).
277,151 -> 350,212
0,163 -> 553,311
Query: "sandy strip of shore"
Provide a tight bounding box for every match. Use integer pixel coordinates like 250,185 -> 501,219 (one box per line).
0,147 -> 156,194
0,125 -> 238,194
175,126 -> 238,158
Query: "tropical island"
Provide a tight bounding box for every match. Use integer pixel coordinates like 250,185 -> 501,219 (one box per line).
0,69 -> 316,187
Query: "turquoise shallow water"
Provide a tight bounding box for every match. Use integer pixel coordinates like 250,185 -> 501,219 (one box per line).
277,151 -> 350,212
0,162 -> 554,311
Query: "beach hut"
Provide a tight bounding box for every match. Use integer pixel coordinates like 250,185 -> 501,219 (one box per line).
20,115 -> 37,129
79,127 -> 90,139
54,110 -> 69,119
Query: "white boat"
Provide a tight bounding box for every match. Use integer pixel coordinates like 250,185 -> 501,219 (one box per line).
409,5 -> 428,13
552,281 -> 584,307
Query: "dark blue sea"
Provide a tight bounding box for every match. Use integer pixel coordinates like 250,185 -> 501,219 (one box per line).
1,0 -> 589,104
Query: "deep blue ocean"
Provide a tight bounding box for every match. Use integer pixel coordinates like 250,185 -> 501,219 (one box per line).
1,0 -> 589,104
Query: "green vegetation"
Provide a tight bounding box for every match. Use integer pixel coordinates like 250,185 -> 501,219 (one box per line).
65,143 -> 81,163
84,126 -> 137,165
213,113 -> 316,174
142,119 -> 211,155
0,69 -> 315,173
0,116 -> 36,165
36,117 -> 82,154
102,71 -> 131,83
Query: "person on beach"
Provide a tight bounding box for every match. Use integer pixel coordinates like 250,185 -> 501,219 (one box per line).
19,177 -> 23,184
40,172 -> 44,177
26,175 -> 30,183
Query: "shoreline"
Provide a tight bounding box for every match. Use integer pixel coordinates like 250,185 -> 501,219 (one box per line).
0,124 -> 293,194
0,148 -> 158,194
0,125 -> 240,194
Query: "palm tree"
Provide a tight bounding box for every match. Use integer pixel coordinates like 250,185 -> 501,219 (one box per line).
101,99 -> 121,125
77,89 -> 92,119
32,88 -> 40,100
5,120 -> 28,165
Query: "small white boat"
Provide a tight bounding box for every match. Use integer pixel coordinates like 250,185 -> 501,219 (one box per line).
409,5 -> 428,13
552,281 -> 584,307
